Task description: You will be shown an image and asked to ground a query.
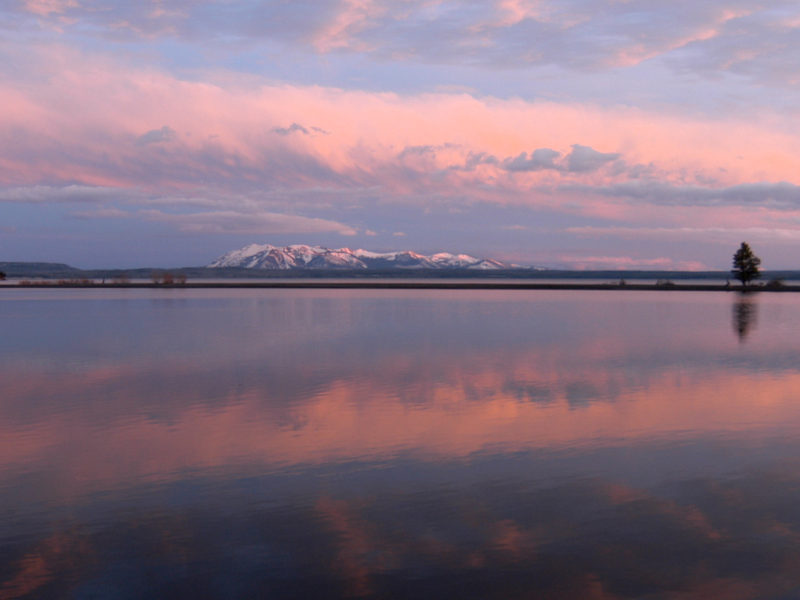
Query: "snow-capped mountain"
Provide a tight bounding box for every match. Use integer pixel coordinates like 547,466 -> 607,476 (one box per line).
208,244 -> 511,270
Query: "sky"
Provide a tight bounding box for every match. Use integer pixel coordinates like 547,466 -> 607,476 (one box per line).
2,0 -> 800,269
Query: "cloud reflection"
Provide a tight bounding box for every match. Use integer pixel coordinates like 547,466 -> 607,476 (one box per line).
2,336 -> 800,501
6,468 -> 800,598
4,291 -> 800,597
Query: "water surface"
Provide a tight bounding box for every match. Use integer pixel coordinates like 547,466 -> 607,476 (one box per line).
2,289 -> 800,598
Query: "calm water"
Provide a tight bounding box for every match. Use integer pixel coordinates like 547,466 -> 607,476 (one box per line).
2,289 -> 800,599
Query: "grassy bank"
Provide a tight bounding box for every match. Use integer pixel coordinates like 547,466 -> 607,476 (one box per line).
5,281 -> 798,292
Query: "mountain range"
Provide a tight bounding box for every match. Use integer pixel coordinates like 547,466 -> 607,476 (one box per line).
208,244 -> 512,270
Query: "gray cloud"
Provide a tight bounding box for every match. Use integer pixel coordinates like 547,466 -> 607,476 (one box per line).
503,148 -> 561,172
398,144 -> 437,157
272,123 -> 309,136
502,145 -> 619,173
136,126 -> 177,146
566,180 -> 800,208
71,207 -> 132,219
463,152 -> 499,170
139,209 -> 358,236
566,144 -> 621,173
0,185 -> 137,204
396,143 -> 500,173
398,143 -> 459,159
271,123 -> 330,136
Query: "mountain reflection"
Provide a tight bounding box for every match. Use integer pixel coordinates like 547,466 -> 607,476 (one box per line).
4,290 -> 800,598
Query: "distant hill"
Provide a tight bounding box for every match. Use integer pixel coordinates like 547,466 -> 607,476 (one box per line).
4,260 -> 800,282
0,262 -> 84,278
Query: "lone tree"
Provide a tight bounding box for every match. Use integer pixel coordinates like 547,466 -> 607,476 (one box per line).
732,242 -> 761,288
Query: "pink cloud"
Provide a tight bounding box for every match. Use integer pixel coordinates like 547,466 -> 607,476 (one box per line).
4,43 -> 800,237
21,0 -> 78,17
312,0 -> 384,52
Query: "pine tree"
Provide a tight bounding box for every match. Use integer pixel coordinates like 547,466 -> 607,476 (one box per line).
732,242 -> 761,287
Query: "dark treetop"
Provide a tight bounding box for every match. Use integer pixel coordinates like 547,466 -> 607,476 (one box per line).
732,242 -> 761,287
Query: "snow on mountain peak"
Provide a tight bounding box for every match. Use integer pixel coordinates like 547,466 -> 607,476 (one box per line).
208,244 -> 512,270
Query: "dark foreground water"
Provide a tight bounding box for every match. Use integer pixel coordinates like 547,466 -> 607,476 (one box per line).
2,289 -> 800,599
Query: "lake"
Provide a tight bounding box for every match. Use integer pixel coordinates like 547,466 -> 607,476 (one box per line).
2,288 -> 800,598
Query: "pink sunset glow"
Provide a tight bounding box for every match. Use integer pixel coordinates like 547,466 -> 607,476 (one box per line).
2,2 -> 800,268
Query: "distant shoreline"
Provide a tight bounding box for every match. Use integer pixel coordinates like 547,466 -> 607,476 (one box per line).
4,281 -> 798,292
